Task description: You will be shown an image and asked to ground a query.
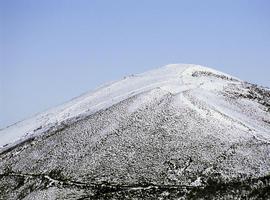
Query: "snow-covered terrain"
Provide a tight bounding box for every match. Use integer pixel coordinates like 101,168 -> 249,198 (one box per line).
0,64 -> 252,150
0,64 -> 269,199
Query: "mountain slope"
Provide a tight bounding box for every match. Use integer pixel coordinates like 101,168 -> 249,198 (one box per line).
0,64 -> 270,199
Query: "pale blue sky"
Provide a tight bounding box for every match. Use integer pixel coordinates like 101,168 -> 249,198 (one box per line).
1,0 -> 270,128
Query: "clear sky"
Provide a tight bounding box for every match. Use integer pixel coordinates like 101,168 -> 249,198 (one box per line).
0,0 -> 270,128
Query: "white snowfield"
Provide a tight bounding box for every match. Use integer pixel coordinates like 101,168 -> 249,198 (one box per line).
0,64 -> 269,151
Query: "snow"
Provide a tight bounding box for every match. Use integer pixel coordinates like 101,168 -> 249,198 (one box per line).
190,177 -> 202,187
0,63 -> 268,152
1,64 -> 270,199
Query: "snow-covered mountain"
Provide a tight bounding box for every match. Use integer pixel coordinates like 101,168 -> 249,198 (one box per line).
0,64 -> 269,199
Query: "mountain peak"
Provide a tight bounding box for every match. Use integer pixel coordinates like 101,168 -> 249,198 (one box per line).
1,64 -> 270,199
0,64 -> 262,152
140,63 -> 238,83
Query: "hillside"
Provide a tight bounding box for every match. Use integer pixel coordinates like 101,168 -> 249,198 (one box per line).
0,64 -> 269,199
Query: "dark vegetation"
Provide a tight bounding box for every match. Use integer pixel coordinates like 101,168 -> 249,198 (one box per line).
0,168 -> 269,200
225,83 -> 270,113
192,71 -> 238,82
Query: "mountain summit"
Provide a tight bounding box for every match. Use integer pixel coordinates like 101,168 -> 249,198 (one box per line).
0,64 -> 270,199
